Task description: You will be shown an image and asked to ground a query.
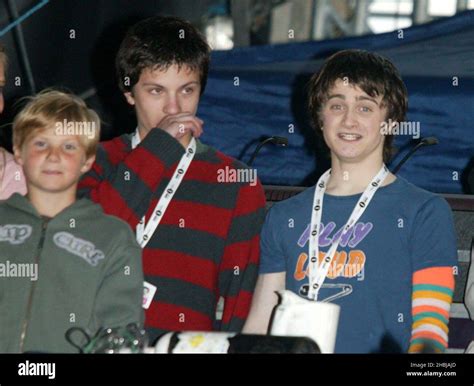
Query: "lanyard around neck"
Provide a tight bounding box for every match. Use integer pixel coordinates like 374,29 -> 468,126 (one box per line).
132,129 -> 196,248
307,165 -> 389,300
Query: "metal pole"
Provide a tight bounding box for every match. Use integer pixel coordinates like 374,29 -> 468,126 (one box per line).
457,0 -> 468,12
231,0 -> 251,47
413,0 -> 429,25
290,0 -> 314,41
312,0 -> 329,40
354,0 -> 370,35
329,7 -> 351,35
6,0 -> 36,93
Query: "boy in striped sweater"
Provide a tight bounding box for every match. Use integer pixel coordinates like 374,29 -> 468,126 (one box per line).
244,50 -> 457,353
78,16 -> 266,343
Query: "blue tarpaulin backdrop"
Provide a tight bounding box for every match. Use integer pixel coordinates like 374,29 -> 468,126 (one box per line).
198,11 -> 474,194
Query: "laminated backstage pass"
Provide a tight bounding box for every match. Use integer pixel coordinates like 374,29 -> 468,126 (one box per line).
142,281 -> 157,309
270,290 -> 340,353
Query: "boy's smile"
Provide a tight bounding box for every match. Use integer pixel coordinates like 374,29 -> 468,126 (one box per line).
124,64 -> 201,139
14,127 -> 94,195
321,79 -> 388,164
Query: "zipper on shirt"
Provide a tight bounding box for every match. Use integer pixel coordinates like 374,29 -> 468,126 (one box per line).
19,218 -> 48,352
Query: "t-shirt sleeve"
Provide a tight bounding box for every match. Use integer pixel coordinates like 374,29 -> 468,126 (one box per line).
259,205 -> 286,274
410,196 -> 457,271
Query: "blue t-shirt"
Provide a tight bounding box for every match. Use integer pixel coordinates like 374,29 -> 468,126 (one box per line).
260,177 -> 457,353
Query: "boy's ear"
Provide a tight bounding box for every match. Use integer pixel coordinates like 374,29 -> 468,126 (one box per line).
13,146 -> 24,166
124,91 -> 135,106
80,155 -> 96,174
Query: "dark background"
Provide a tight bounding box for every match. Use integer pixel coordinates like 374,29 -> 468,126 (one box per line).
1,1 -> 473,192
0,0 -> 220,147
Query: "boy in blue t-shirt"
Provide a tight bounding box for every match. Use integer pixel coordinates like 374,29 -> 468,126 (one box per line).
243,50 -> 457,353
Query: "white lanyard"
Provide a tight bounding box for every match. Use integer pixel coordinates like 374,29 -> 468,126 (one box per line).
307,165 -> 389,300
132,130 -> 196,248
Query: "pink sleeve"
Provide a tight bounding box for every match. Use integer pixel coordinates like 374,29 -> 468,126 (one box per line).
0,150 -> 27,200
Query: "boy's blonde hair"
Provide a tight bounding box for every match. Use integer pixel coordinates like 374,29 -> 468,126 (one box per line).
13,89 -> 100,158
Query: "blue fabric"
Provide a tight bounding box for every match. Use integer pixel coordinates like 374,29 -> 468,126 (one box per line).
259,177 -> 457,353
198,11 -> 474,193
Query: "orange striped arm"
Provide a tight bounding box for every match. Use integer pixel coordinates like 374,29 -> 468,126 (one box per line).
408,266 -> 454,353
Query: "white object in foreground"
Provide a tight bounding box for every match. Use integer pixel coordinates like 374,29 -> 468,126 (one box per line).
270,290 -> 340,353
154,331 -> 236,353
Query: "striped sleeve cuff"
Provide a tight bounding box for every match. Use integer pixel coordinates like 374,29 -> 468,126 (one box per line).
409,266 -> 454,353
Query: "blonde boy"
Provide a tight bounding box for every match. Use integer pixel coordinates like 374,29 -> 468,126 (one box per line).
0,90 -> 143,353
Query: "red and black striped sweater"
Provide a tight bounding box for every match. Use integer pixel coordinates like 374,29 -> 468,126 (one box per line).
78,129 -> 266,341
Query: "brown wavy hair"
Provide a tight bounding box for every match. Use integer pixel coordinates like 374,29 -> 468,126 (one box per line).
308,49 -> 408,162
